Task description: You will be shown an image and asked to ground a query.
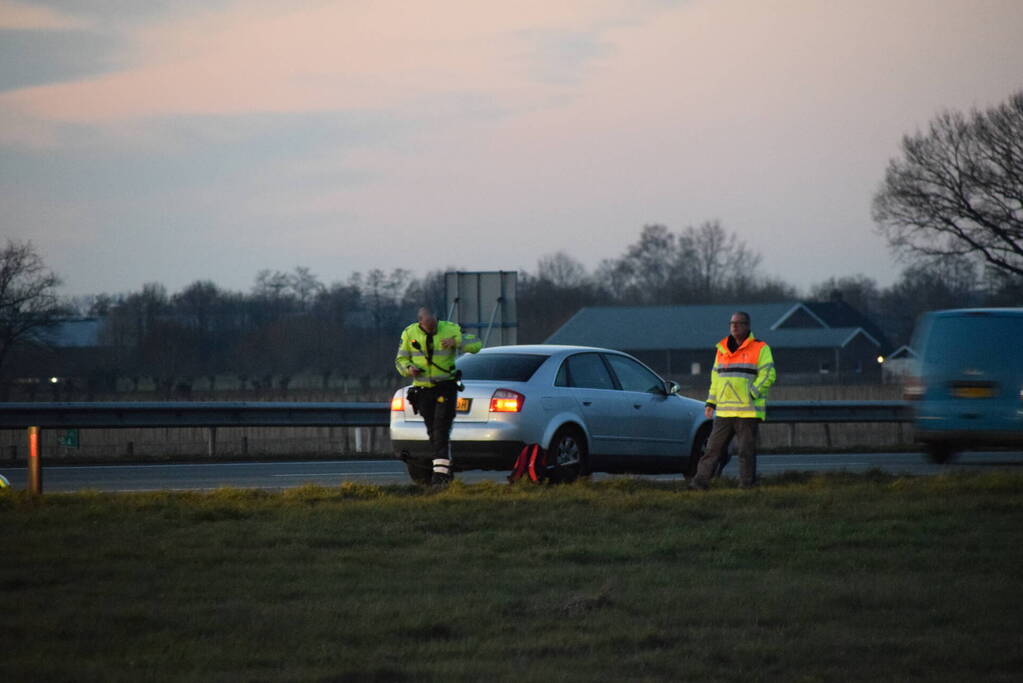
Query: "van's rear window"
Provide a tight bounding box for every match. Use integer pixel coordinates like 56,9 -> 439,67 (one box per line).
457,353 -> 548,381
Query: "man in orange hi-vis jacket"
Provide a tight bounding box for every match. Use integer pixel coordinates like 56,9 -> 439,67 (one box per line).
689,311 -> 776,490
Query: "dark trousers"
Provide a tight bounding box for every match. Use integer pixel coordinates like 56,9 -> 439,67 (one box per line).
695,417 -> 760,487
417,381 -> 459,478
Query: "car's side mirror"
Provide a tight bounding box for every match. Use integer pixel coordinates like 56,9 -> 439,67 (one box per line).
666,381 -> 681,395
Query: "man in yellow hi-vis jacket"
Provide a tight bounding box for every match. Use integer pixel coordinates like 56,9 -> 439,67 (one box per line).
690,311 -> 776,489
395,307 -> 482,484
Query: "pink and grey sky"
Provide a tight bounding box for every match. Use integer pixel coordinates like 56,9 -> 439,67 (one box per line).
2,0 -> 1022,296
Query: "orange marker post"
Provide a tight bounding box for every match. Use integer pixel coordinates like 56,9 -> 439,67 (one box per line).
28,426 -> 42,495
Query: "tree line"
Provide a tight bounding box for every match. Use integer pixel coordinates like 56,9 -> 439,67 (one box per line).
4,225 -> 1018,392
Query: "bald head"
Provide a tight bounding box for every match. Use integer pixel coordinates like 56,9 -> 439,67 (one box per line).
417,307 -> 438,334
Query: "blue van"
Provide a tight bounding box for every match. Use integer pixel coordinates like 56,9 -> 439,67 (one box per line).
908,308 -> 1023,462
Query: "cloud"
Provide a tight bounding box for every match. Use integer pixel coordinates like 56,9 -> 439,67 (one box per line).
0,27 -> 120,93
517,29 -> 615,85
0,1 -> 92,30
0,0 -> 664,143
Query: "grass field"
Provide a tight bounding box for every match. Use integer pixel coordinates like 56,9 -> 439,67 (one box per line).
3,472 -> 1022,682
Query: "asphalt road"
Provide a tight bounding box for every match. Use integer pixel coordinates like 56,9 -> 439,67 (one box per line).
2,451 -> 1021,493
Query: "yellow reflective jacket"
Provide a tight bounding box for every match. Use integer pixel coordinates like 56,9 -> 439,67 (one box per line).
706,333 -> 776,420
395,320 -> 482,387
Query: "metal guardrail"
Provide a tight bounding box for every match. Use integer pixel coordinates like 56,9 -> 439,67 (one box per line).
768,400 -> 911,423
1,400 -> 912,494
0,401 -> 391,429
1,401 -> 391,494
0,400 -> 911,430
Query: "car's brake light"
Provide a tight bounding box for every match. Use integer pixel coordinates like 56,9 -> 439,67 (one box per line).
391,395 -> 405,411
903,377 -> 924,401
490,389 -> 524,413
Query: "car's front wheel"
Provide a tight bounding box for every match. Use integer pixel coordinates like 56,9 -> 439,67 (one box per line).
688,423 -> 732,479
547,427 -> 587,484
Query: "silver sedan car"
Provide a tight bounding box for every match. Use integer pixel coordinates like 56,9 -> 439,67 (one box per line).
389,344 -> 715,483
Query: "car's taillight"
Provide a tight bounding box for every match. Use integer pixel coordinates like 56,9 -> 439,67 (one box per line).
391,395 -> 405,411
490,389 -> 524,413
903,377 -> 924,401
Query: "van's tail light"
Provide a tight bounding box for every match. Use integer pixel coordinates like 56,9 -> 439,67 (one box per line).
903,377 -> 924,401
490,389 -> 525,413
391,395 -> 405,411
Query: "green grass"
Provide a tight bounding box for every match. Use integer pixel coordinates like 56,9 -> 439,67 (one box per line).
3,472 -> 1022,682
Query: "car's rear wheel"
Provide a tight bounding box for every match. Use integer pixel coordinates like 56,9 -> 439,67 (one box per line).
547,427 -> 587,484
688,423 -> 732,479
925,442 -> 957,464
404,459 -> 433,485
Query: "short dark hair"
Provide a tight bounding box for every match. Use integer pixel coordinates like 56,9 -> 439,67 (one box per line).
731,311 -> 751,324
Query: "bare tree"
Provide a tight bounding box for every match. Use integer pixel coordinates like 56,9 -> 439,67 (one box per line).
0,239 -> 67,377
252,269 -> 292,300
519,253 -> 604,343
873,90 -> 1023,278
361,268 -> 412,370
598,222 -> 769,304
289,266 -> 325,310
680,220 -> 761,298
404,269 -> 448,317
809,274 -> 882,316
597,224 -> 683,304
878,256 -> 981,345
537,251 -> 589,289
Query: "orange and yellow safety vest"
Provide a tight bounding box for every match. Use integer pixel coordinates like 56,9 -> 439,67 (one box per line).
706,333 -> 776,420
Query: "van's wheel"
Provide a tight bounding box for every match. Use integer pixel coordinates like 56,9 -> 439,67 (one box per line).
688,424 -> 732,479
404,459 -> 433,485
925,442 -> 956,464
547,427 -> 587,484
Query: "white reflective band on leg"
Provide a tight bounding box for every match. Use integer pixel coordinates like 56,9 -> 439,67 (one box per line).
434,446 -> 454,475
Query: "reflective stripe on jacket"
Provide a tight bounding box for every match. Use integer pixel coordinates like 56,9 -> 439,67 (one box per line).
395,320 -> 483,387
706,333 -> 776,420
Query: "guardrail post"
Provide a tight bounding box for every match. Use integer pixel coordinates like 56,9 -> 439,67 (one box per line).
207,427 -> 217,458
27,426 -> 42,495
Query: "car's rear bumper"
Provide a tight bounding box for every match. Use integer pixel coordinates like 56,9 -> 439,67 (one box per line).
390,416 -> 538,471
392,440 -> 525,471
914,406 -> 1023,448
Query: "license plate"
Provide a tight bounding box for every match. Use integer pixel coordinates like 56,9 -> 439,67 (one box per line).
952,386 -> 995,399
457,398 -> 472,412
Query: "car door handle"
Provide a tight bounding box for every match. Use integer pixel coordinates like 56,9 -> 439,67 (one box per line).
582,401 -> 592,406
633,404 -> 642,409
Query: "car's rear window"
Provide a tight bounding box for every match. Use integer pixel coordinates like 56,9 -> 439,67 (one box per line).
457,353 -> 549,381
923,314 -> 1023,368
